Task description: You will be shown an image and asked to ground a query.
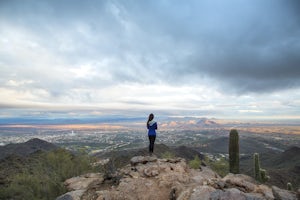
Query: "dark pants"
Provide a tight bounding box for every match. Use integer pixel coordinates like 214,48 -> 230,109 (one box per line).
148,135 -> 156,153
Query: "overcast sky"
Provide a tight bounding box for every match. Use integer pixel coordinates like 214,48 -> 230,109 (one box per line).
0,0 -> 300,120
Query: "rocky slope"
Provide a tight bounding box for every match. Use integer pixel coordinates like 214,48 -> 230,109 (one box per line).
56,156 -> 298,200
94,143 -> 204,170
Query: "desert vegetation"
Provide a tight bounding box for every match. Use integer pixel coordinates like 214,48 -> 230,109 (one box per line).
0,149 -> 97,200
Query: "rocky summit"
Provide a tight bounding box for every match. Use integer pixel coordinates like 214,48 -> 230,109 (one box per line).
57,156 -> 298,200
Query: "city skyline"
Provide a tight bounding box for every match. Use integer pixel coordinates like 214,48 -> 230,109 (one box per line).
1,0 -> 300,120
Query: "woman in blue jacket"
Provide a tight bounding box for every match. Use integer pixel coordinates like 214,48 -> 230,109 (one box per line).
147,113 -> 157,155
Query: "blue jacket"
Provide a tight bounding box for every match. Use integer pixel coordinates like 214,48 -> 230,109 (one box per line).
147,120 -> 157,136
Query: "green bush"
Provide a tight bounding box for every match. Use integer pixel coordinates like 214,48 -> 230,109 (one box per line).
189,155 -> 201,169
1,171 -> 62,200
205,156 -> 229,177
162,151 -> 175,159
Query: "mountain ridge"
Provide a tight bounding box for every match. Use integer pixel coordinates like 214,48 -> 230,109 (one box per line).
0,138 -> 58,160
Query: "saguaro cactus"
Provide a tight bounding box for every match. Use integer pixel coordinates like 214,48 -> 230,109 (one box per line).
253,153 -> 269,183
254,153 -> 261,181
260,169 -> 269,182
229,129 -> 239,174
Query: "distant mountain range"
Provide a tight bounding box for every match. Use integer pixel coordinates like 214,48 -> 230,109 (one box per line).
1,117 -> 299,133
160,117 -> 221,129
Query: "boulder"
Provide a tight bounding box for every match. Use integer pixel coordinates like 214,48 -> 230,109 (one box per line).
243,192 -> 266,200
271,186 -> 297,200
210,188 -> 247,200
256,184 -> 274,200
222,173 -> 256,192
64,173 -> 103,191
189,185 -> 216,200
177,189 -> 191,200
190,166 -> 220,185
56,190 -> 85,200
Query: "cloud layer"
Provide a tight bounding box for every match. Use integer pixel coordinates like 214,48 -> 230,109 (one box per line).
0,0 -> 300,119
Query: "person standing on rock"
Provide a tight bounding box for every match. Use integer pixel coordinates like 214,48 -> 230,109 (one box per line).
147,113 -> 157,156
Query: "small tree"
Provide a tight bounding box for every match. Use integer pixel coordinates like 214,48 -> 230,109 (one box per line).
189,155 -> 201,169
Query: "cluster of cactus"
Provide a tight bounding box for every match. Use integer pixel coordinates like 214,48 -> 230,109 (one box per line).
229,129 -> 239,174
253,153 -> 270,183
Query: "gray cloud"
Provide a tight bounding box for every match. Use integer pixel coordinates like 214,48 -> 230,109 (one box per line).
113,0 -> 300,93
0,0 -> 300,114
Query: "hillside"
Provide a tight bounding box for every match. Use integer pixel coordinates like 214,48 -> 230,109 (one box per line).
267,146 -> 300,168
196,135 -> 287,154
0,140 -> 96,200
0,138 -> 58,160
240,146 -> 300,189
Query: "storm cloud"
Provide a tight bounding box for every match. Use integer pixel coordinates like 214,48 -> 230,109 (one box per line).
0,0 -> 300,118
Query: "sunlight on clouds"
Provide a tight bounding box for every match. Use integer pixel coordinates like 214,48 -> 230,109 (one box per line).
70,65 -> 94,78
239,110 -> 263,113
0,87 -> 50,104
98,83 -> 222,112
6,79 -> 34,87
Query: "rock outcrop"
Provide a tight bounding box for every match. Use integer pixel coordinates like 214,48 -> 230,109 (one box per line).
56,156 -> 298,200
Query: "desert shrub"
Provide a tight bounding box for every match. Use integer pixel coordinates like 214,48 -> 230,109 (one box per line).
1,170 -> 63,200
162,151 -> 175,159
189,155 -> 201,169
205,156 -> 229,177
44,149 -> 92,180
